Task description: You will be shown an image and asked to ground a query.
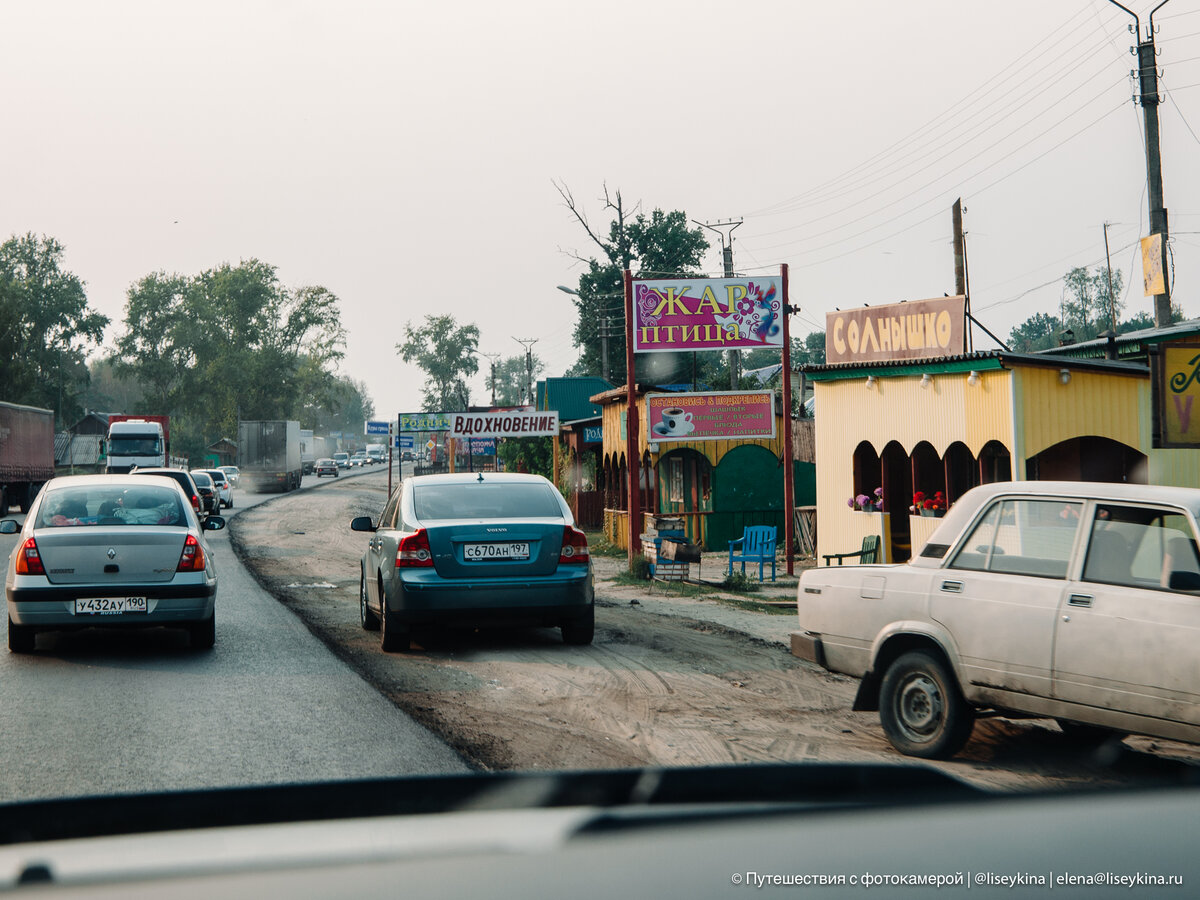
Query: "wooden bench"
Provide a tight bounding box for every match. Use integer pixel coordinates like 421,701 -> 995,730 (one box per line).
823,534 -> 881,566
727,526 -> 778,581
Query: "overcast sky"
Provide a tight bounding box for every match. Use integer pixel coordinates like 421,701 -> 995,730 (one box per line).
4,1 -> 1199,420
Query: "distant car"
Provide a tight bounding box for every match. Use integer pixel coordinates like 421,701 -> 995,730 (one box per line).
189,471 -> 219,516
401,450 -> 414,462
796,480 -> 1200,760
350,451 -> 368,467
127,467 -> 203,519
1,474 -> 226,652
333,453 -> 350,470
351,472 -> 594,652
219,465 -> 240,487
315,458 -> 339,478
200,469 -> 234,509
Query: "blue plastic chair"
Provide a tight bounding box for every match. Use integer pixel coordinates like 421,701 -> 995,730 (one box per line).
727,525 -> 778,581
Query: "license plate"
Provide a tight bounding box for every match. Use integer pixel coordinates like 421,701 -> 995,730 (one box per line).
75,597 -> 149,615
464,542 -> 530,561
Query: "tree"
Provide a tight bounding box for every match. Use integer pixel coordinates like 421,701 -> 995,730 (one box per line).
0,233 -> 108,424
1008,312 -> 1062,353
555,182 -> 709,385
111,259 -> 347,461
396,315 -> 480,411
487,353 -> 545,407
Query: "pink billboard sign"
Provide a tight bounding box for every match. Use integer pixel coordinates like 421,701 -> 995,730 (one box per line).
645,391 -> 776,443
633,277 -> 784,353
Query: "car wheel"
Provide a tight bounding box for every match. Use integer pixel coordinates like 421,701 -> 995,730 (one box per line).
561,606 -> 595,646
188,613 -> 216,651
879,650 -> 974,759
7,617 -> 34,653
379,593 -> 409,652
360,568 -> 380,632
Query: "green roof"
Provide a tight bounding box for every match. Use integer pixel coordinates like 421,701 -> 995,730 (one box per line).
537,377 -> 614,421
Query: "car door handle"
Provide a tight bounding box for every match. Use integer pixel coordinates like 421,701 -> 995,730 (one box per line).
1068,594 -> 1093,608
940,580 -> 963,593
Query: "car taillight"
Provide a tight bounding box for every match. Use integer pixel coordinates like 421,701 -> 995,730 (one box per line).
190,495 -> 200,512
15,538 -> 44,576
178,534 -> 206,572
395,530 -> 433,568
559,526 -> 590,564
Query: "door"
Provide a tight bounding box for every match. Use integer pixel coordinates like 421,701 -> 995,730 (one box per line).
934,496 -> 1083,699
365,489 -> 403,612
1053,503 -> 1200,725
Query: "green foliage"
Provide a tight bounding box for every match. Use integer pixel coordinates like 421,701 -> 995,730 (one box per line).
396,315 -> 479,411
556,183 -> 709,384
110,259 -> 349,461
586,530 -> 627,557
720,571 -> 761,593
0,233 -> 108,424
497,436 -> 553,478
487,353 -> 544,407
1006,265 -> 1186,354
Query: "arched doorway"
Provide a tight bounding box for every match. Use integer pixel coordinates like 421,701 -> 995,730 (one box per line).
1026,436 -> 1147,483
656,448 -> 713,546
881,440 -> 914,562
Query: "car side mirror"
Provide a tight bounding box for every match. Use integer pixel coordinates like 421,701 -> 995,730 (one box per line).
1168,570 -> 1200,592
203,516 -> 227,531
350,516 -> 377,533
0,520 -> 18,535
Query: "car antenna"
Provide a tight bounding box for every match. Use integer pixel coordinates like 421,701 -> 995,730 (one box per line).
477,472 -> 484,482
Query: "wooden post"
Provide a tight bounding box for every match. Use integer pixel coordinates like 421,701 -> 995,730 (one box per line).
624,269 -> 641,570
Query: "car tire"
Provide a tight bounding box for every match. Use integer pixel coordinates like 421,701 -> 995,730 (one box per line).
7,617 -> 34,653
879,650 -> 974,759
561,606 -> 595,646
188,613 -> 216,651
360,568 -> 380,632
379,594 -> 409,652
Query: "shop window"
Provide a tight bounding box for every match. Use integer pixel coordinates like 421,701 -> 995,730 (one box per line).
979,440 -> 1012,484
666,456 -> 684,504
944,442 -> 978,504
852,441 -> 882,501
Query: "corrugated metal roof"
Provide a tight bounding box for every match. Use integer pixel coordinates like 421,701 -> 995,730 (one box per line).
538,377 -> 615,420
800,349 -> 1147,381
1034,318 -> 1200,361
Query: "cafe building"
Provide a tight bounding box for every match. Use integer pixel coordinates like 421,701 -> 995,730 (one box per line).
806,298 -> 1200,565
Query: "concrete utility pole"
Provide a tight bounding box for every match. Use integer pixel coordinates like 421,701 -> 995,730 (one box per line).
481,352 -> 500,406
695,219 -> 743,387
1103,222 -> 1118,331
1109,0 -> 1173,326
513,338 -> 537,405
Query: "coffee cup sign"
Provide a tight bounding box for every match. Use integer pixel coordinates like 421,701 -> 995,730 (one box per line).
661,407 -> 692,434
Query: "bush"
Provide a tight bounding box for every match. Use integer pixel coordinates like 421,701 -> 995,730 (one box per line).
721,571 -> 760,593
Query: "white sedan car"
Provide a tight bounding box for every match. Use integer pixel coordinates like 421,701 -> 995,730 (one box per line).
2,474 -> 226,652
795,480 -> 1200,759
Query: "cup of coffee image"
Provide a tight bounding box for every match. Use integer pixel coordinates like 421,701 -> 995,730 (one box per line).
661,407 -> 692,434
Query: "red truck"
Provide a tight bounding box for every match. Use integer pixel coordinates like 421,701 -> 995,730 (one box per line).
0,401 -> 55,517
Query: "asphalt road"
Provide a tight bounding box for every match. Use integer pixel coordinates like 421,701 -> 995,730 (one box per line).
0,463 -> 465,803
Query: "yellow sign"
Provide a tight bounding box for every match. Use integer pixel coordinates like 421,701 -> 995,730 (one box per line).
1142,234 -> 1165,297
1161,342 -> 1200,447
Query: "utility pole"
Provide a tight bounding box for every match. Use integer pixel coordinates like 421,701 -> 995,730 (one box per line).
481,352 -> 500,406
952,199 -> 973,352
1109,0 -> 1173,326
695,218 -> 743,387
513,338 -> 537,406
1103,222 -> 1118,331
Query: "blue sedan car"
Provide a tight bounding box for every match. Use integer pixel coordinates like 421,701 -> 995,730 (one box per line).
351,472 -> 594,652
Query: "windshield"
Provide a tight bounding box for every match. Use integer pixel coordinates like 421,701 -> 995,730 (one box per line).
2,1 -> 1196,886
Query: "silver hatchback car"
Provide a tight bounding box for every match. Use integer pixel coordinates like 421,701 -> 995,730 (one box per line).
2,474 -> 226,652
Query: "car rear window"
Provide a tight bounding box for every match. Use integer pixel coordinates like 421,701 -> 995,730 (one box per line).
38,485 -> 185,527
413,483 -> 563,520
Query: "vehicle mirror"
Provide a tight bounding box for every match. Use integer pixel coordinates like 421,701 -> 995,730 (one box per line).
0,520 -> 18,534
350,516 -> 377,533
1168,570 -> 1200,591
203,516 -> 226,530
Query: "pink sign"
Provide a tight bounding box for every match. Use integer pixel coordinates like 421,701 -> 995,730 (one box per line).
633,277 -> 784,353
645,391 -> 776,443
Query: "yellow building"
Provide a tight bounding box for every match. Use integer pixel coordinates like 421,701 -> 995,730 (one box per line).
806,346 -> 1200,565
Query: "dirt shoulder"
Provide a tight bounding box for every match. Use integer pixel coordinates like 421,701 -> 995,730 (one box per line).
229,471 -> 1200,790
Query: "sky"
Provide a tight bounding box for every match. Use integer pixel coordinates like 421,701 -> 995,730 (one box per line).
4,0 -> 1200,422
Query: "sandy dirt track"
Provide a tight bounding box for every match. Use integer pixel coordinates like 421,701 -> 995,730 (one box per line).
230,471 -> 1200,791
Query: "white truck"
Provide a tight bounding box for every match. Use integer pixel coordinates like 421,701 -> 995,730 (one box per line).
365,443 -> 386,464
105,417 -> 168,474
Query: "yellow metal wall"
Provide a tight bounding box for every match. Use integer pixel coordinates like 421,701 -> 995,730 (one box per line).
1014,367 -> 1143,462
814,369 -> 1013,564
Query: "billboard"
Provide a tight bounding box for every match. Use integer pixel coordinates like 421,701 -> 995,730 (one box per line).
449,411 -> 559,438
644,391 -> 776,443
633,277 -> 784,353
825,296 -> 966,365
1159,341 -> 1200,447
398,412 -> 453,432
